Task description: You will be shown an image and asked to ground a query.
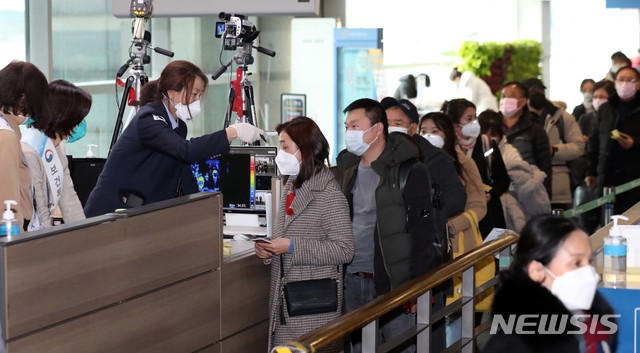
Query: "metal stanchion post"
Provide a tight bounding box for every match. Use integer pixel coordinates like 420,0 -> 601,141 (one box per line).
602,186 -> 615,225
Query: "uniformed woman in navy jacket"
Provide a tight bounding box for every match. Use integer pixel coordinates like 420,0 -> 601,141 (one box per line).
85,60 -> 263,217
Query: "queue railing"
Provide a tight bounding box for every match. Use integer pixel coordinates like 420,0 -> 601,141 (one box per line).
276,232 -> 519,353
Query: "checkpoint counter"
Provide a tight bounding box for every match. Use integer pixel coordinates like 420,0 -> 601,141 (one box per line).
0,192 -> 270,353
591,203 -> 640,353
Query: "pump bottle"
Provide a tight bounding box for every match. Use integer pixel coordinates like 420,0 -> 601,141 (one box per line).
603,215 -> 628,288
86,144 -> 98,158
1,200 -> 20,237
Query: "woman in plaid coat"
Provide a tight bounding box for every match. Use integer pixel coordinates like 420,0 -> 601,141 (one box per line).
255,116 -> 354,352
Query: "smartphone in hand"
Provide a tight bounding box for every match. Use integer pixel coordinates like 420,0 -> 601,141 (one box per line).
243,234 -> 272,243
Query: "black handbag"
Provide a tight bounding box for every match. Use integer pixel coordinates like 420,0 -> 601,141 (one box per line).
279,256 -> 339,318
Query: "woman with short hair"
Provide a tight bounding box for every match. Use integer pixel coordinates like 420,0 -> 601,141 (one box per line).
0,61 -> 50,230
21,79 -> 91,229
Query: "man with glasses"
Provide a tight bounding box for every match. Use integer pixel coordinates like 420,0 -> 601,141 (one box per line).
587,66 -> 640,214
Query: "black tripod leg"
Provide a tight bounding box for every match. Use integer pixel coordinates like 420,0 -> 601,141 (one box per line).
223,86 -> 235,129
244,84 -> 256,126
243,84 -> 260,146
110,75 -> 135,156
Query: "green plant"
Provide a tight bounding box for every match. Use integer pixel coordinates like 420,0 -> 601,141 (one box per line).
457,41 -> 505,77
506,39 -> 543,82
456,39 -> 542,86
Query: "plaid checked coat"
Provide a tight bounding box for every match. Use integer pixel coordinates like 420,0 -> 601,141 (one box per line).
267,167 -> 354,352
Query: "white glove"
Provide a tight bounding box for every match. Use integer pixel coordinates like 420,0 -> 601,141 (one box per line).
230,122 -> 265,143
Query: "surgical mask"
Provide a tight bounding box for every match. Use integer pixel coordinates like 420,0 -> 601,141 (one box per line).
582,92 -> 593,110
67,120 -> 87,143
460,120 -> 480,138
592,97 -> 607,111
615,81 -> 637,101
275,149 -> 300,176
422,133 -> 444,149
20,116 -> 33,127
345,125 -> 376,156
174,99 -> 201,121
544,265 -> 600,311
165,93 -> 201,122
499,98 -> 521,118
388,126 -> 409,134
611,63 -> 624,74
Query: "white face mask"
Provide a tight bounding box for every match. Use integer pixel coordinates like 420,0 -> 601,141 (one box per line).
499,97 -> 521,118
345,125 -> 377,156
615,81 -> 637,101
544,265 -> 600,311
422,133 -> 444,148
460,119 -> 480,138
611,63 -> 624,74
174,99 -> 201,122
275,149 -> 300,176
582,92 -> 593,110
388,126 -> 409,135
592,97 -> 607,111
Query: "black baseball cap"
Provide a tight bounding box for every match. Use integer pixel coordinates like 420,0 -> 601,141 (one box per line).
380,97 -> 419,123
523,77 -> 547,90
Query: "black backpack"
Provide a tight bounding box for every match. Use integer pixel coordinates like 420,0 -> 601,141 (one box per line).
398,158 -> 449,262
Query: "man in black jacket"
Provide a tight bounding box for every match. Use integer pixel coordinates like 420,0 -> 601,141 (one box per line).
381,97 -> 466,256
381,97 -> 465,352
336,98 -> 437,353
500,81 -> 553,196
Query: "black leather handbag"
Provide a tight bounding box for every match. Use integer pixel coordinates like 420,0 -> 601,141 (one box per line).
279,256 -> 339,318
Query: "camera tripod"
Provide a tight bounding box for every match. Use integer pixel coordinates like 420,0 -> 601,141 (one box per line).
212,41 -> 275,141
109,18 -> 174,155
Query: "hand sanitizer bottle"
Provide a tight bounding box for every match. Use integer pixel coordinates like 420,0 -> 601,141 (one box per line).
86,144 -> 98,158
1,200 -> 20,237
603,215 -> 628,288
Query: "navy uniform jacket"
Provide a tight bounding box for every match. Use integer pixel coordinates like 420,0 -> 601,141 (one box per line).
84,101 -> 230,217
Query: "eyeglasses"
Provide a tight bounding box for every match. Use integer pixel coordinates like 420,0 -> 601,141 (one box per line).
615,78 -> 639,83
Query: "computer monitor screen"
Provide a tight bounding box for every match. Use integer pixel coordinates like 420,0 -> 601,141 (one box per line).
190,146 -> 277,211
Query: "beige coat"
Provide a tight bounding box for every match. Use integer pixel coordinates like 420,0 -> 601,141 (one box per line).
267,167 -> 354,352
448,152 -> 487,255
0,113 -> 32,228
22,141 -> 85,227
544,108 -> 584,204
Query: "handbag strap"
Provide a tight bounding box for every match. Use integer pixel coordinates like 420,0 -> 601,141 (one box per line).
279,254 -> 285,280
279,254 -> 340,282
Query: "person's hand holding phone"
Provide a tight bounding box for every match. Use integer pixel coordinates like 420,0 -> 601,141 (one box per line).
254,241 -> 273,259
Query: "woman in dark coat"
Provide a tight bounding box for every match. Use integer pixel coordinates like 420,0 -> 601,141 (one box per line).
484,215 -> 617,353
254,117 -> 354,352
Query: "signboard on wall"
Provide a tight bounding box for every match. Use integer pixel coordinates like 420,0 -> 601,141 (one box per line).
112,0 -> 321,17
281,94 -> 306,123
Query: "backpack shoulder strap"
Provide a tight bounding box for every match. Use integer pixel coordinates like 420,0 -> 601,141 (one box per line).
399,158 -> 421,192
